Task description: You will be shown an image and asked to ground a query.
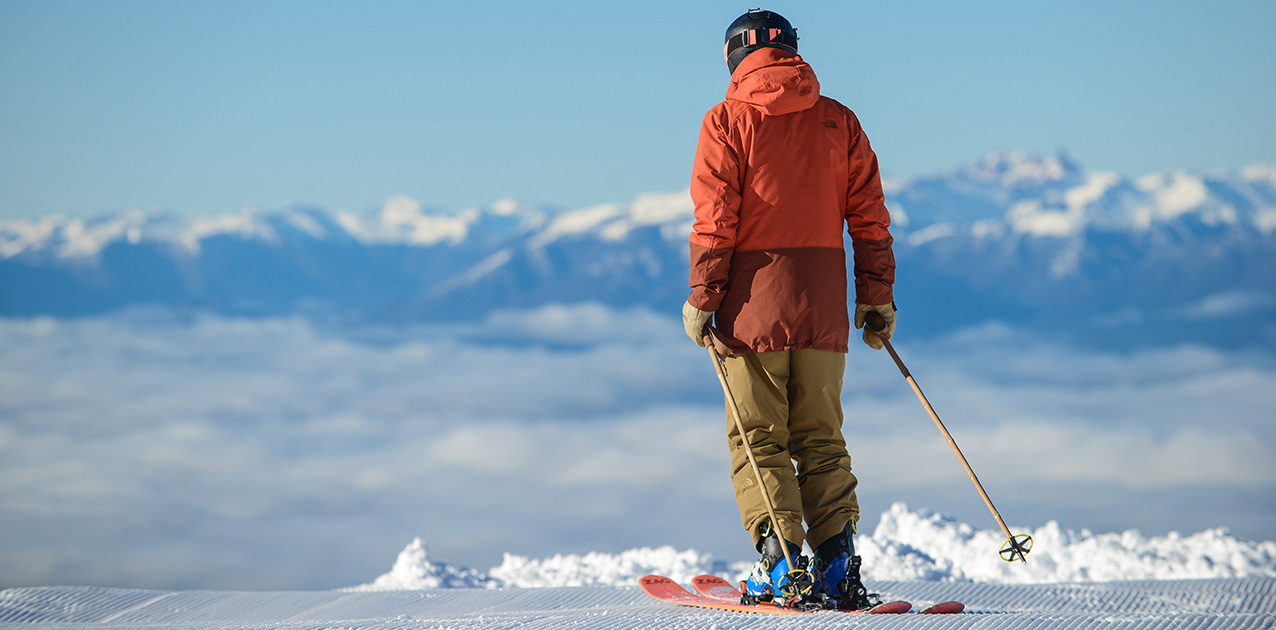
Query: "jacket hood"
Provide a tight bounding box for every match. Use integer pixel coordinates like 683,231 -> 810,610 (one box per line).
726,48 -> 820,116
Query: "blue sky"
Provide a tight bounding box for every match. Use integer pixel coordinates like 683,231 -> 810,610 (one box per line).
1,0 -> 1273,219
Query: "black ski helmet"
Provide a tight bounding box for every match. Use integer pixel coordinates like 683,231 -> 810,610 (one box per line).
724,9 -> 798,74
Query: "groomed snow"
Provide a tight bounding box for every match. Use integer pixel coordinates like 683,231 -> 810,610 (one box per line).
2,578 -> 1271,629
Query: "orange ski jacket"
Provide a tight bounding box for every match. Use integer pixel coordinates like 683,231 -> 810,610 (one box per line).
688,48 -> 895,354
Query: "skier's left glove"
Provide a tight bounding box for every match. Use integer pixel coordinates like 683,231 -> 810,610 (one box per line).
682,301 -> 713,347
854,303 -> 896,350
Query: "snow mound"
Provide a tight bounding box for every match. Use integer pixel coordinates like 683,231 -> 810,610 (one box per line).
489,546 -> 718,588
860,503 -> 1276,583
353,544 -> 724,591
354,504 -> 1276,590
347,538 -> 492,591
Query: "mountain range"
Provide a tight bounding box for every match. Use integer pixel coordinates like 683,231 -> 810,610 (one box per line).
3,152 -> 1273,349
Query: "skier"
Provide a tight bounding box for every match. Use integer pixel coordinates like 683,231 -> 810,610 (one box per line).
682,9 -> 897,610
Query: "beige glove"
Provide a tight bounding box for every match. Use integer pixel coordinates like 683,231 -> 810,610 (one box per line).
854,303 -> 896,351
682,301 -> 713,347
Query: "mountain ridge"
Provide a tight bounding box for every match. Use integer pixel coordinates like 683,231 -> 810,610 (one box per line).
3,152 -> 1273,349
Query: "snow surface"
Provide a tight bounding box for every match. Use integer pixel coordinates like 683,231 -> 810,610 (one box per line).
2,577 -> 1272,629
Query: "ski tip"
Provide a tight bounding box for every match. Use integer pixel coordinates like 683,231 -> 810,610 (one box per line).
690,574 -> 740,601
638,574 -> 681,594
920,601 -> 965,614
867,600 -> 912,614
690,574 -> 725,587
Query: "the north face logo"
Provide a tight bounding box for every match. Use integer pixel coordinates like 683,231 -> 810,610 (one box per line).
821,120 -> 838,129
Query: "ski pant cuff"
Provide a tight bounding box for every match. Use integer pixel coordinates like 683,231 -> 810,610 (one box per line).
806,511 -> 858,552
745,514 -> 806,551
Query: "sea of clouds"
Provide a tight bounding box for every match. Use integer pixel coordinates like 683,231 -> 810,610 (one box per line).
1,304 -> 1273,590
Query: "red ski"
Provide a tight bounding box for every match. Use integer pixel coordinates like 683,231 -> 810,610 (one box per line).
690,574 -> 964,615
639,575 -> 911,615
639,575 -> 804,615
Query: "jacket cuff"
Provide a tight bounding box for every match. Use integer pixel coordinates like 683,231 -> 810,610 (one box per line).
854,284 -> 894,307
688,287 -> 725,312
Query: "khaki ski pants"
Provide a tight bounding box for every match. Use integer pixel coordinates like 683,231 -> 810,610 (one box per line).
721,349 -> 859,551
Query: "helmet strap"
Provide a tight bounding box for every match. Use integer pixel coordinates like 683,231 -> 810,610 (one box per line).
723,27 -> 798,63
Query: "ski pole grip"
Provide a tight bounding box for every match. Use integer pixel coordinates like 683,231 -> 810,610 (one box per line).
864,310 -> 887,333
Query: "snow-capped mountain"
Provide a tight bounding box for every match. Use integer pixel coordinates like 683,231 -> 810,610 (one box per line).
2,153 -> 1273,348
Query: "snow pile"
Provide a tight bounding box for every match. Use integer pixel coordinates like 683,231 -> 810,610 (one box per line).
860,503 -> 1276,583
353,544 -> 722,591
347,538 -> 492,591
354,504 -> 1276,590
489,546 -> 717,588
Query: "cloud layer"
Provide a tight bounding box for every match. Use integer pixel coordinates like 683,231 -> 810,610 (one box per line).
1,306 -> 1272,590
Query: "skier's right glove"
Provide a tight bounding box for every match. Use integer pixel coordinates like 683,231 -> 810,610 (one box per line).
854,303 -> 896,350
682,301 -> 713,347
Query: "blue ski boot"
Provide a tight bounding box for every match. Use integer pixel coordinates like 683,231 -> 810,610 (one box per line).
812,520 -> 878,610
741,522 -> 815,606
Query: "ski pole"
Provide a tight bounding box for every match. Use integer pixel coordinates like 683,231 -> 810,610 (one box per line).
702,329 -> 813,596
863,312 -> 1032,563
